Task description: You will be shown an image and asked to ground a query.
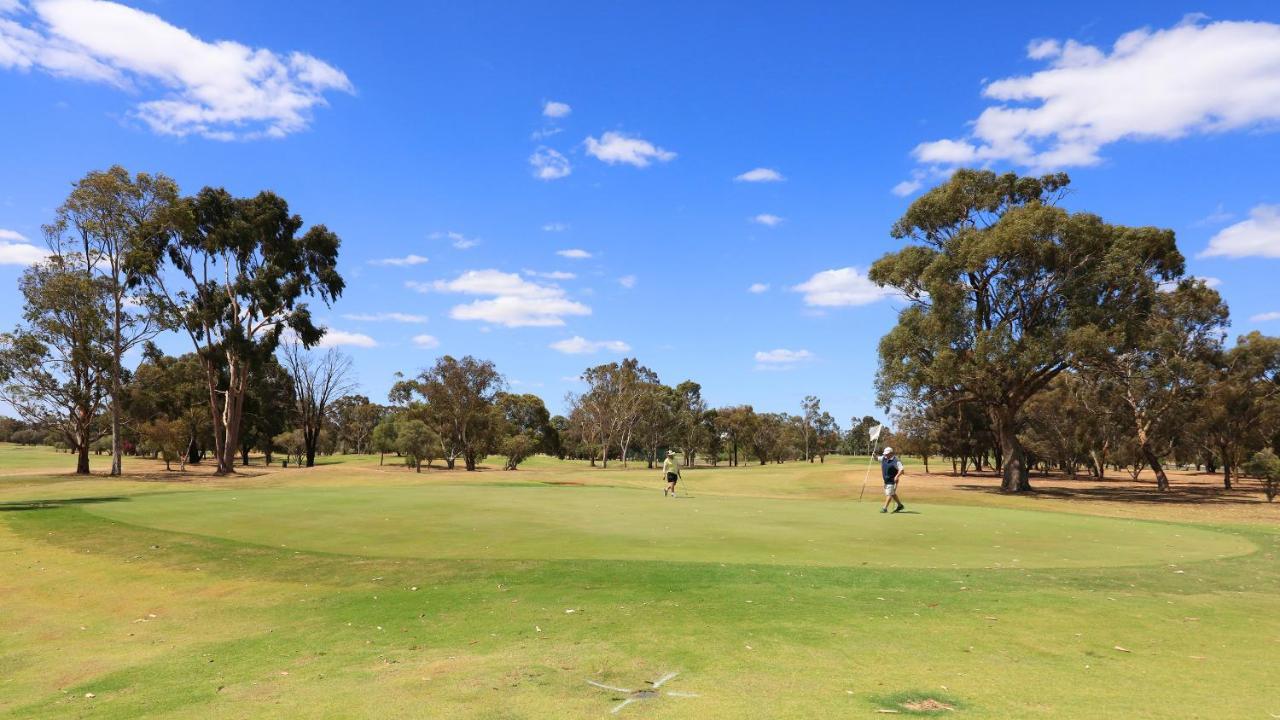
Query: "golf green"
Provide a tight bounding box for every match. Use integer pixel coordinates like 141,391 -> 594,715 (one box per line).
85,485 -> 1254,569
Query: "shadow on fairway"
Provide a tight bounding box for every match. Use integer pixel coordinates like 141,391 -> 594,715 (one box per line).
0,496 -> 128,512
956,482 -> 1267,506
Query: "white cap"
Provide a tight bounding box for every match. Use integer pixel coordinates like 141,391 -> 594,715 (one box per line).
882,447 -> 894,456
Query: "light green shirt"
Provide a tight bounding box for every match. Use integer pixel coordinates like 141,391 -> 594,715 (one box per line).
663,456 -> 681,478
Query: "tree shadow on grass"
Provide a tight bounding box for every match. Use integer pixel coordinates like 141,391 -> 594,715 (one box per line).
0,496 -> 129,512
954,482 -> 1267,506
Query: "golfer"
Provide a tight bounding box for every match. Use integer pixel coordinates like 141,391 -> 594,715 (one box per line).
662,450 -> 681,497
880,446 -> 906,513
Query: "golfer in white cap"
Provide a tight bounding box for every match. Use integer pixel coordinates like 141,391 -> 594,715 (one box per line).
879,447 -> 905,514
662,449 -> 681,497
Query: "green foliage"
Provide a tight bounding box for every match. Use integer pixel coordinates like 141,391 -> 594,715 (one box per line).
1243,449 -> 1280,501
394,418 -> 437,472
872,169 -> 1184,491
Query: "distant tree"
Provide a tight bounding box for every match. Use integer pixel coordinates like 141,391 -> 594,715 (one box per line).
331,395 -> 384,455
47,166 -> 179,475
1244,449 -> 1280,502
273,429 -> 306,466
842,416 -> 881,456
126,346 -> 215,467
395,417 -> 438,472
717,405 -> 757,467
872,169 -> 1184,491
371,414 -> 400,465
813,411 -> 840,463
281,343 -> 356,467
390,355 -> 504,470
138,418 -> 187,471
0,256 -> 112,474
239,358 -> 293,466
674,380 -> 708,467
1194,332 -> 1280,488
495,392 -> 557,469
139,187 -> 343,474
800,395 -> 821,461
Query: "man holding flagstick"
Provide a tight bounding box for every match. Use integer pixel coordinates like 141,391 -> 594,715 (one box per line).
879,447 -> 906,514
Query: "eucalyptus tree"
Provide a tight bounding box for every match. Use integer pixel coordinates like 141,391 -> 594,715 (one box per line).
871,170 -> 1184,491
1195,332 -> 1280,488
716,405 -> 757,467
47,166 -> 179,475
0,256 -> 112,474
1081,279 -> 1227,490
140,187 -> 343,474
674,380 -> 708,467
390,355 -> 505,470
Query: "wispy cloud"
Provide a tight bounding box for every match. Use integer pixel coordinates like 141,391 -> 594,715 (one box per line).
794,267 -> 889,307
550,336 -> 631,355
1250,311 -> 1280,322
0,228 -> 47,265
584,131 -> 675,167
341,312 -> 427,323
530,146 -> 571,180
748,283 -> 769,294
751,213 -> 783,227
413,269 -> 590,327
411,333 -> 440,349
541,222 -> 569,232
542,100 -> 571,118
524,269 -> 576,280
430,231 -> 479,250
734,167 -> 785,183
318,329 -> 377,348
1202,205 -> 1280,259
369,254 -> 428,267
905,17 -> 1280,174
618,275 -> 637,289
754,348 -> 813,370
557,248 -> 592,260
0,0 -> 352,139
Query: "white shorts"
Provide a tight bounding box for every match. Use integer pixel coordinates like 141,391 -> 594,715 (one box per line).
884,483 -> 897,496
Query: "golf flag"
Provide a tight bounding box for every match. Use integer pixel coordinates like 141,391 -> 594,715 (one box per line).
869,424 -> 883,442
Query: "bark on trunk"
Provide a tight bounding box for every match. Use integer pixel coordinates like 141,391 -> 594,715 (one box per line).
1140,441 -> 1169,491
994,408 -> 1031,492
75,444 -> 91,475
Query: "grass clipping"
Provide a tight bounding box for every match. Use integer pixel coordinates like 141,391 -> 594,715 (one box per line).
872,690 -> 962,715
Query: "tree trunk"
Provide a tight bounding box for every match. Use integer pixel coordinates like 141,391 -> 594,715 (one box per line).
1139,441 -> 1169,491
994,408 -> 1031,492
75,444 -> 91,475
241,447 -> 251,466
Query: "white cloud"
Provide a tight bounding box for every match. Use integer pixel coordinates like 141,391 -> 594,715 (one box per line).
0,0 -> 352,140
1202,204 -> 1280,258
318,329 -> 377,348
910,18 -> 1280,171
542,100 -> 571,118
557,248 -> 591,259
530,146 -> 571,180
541,222 -> 568,232
0,228 -> 47,265
411,333 -> 440,349
891,178 -> 923,197
430,230 -> 479,250
417,269 -> 591,328
754,348 -> 813,370
369,254 -> 428,267
794,267 -> 889,307
524,269 -> 576,280
618,274 -> 636,289
734,167 -> 784,182
584,131 -> 675,167
1250,311 -> 1280,322
748,283 -> 769,294
550,336 -> 631,355
341,312 -> 426,323
1158,275 -> 1222,293
751,213 -> 783,227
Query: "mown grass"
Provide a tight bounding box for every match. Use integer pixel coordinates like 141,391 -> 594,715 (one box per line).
0,445 -> 1277,719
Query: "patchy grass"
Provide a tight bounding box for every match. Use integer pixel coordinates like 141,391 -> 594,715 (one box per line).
1,445 -> 1278,718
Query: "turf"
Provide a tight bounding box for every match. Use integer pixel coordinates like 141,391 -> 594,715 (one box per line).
1,445 -> 1277,719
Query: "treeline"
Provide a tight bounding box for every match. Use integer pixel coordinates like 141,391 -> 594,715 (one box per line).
872,169 -> 1280,497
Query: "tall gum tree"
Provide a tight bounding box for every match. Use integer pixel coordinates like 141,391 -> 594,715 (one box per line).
140,188 -> 343,474
47,167 -> 179,476
871,170 -> 1183,492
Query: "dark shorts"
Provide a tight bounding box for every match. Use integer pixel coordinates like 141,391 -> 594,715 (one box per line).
666,472 -> 679,483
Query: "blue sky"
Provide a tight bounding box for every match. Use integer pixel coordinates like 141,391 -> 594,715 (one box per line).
3,1 -> 1280,425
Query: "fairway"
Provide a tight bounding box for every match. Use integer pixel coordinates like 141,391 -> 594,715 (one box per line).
3,452 -> 1279,719
87,485 -> 1255,569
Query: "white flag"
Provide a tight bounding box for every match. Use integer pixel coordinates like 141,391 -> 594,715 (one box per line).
869,424 -> 883,442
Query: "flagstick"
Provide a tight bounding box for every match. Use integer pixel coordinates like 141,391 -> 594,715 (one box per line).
859,436 -> 880,502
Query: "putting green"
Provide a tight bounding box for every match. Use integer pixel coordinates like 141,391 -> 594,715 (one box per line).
85,485 -> 1254,569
